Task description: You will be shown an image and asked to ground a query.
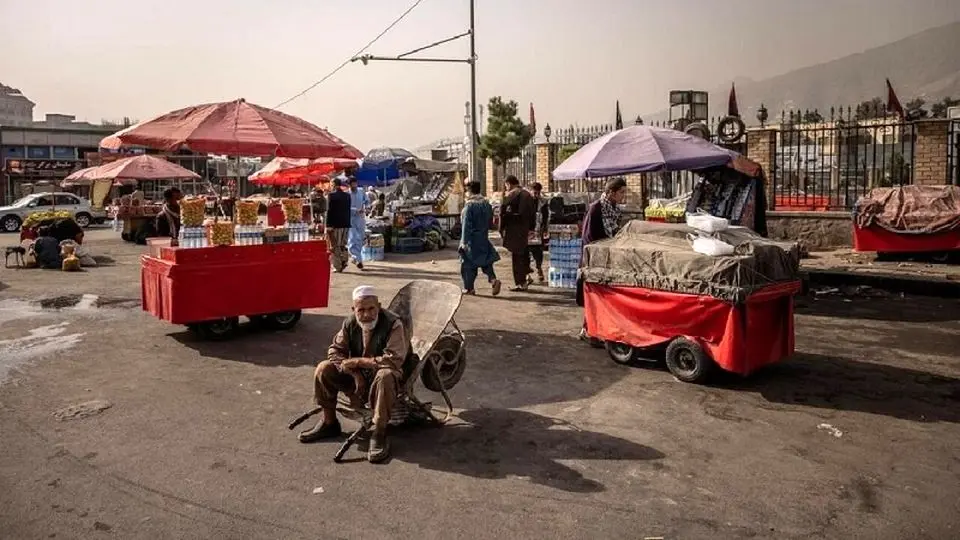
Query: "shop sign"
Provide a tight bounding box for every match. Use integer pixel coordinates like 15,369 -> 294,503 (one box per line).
4,159 -> 80,174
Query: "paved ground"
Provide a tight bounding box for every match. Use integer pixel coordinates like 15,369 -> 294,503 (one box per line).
804,248 -> 960,282
1,229 -> 959,539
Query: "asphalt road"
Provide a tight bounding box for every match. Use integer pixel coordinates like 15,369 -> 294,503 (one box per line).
1,229 -> 959,539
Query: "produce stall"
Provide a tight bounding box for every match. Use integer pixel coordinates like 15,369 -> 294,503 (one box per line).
141,196 -> 329,339
853,185 -> 960,260
582,221 -> 801,383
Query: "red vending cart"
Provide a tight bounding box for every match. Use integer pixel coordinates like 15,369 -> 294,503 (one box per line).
581,221 -> 802,383
141,240 -> 330,339
853,185 -> 960,260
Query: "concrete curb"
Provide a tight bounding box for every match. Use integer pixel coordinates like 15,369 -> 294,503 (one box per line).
802,269 -> 960,299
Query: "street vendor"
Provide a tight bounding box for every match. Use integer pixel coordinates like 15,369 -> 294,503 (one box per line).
347,175 -> 369,270
577,178 -> 627,344
298,285 -> 412,463
155,187 -> 182,241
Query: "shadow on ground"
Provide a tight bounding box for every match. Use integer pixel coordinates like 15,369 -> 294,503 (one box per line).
456,329 -> 629,409
722,352 -> 960,423
795,295 -> 960,323
169,313 -> 343,367
391,408 -> 663,493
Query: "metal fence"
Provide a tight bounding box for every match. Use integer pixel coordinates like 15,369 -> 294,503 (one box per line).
949,119 -> 960,186
503,143 -> 537,188
771,107 -> 916,210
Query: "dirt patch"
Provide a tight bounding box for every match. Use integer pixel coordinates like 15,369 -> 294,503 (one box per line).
52,400 -> 113,421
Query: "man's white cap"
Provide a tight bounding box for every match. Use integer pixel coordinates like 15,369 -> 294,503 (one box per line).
352,285 -> 377,301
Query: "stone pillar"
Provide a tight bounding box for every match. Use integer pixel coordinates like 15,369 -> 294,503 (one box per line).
535,143 -> 555,191
746,128 -> 777,209
484,158 -> 502,198
624,173 -> 646,210
913,119 -> 950,186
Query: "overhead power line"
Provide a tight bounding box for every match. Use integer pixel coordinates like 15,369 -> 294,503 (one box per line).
273,0 -> 426,109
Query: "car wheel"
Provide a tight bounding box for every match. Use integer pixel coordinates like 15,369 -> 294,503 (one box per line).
665,337 -> 714,384
2,215 -> 22,233
196,318 -> 239,341
605,341 -> 636,365
74,213 -> 92,228
264,310 -> 302,330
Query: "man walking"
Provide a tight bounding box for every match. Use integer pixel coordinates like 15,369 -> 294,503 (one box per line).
499,175 -> 536,291
459,181 -> 501,296
347,176 -> 369,270
325,178 -> 351,272
526,182 -> 550,284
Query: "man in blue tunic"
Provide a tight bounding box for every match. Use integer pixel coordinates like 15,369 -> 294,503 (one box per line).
347,175 -> 369,269
459,181 -> 502,296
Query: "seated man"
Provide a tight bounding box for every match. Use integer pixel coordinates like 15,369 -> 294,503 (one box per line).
298,285 -> 412,463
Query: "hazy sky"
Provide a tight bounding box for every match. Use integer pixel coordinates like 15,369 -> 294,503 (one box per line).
2,0 -> 959,152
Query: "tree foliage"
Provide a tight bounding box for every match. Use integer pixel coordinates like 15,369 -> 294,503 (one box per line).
930,96 -> 960,118
800,110 -> 824,124
479,96 -> 533,167
854,97 -> 885,121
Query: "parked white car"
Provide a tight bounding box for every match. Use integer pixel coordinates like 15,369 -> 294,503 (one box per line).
0,192 -> 107,232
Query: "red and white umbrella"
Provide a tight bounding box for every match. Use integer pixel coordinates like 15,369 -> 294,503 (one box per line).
100,98 -> 362,159
249,157 -> 357,187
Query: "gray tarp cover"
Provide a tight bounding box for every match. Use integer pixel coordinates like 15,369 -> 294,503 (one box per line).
582,221 -> 801,303
854,185 -> 960,234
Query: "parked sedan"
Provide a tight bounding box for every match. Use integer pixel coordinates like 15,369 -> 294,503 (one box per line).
0,192 -> 106,232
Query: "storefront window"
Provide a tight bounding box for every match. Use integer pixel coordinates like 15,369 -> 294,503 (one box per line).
52,146 -> 76,159
27,146 -> 51,159
3,145 -> 26,158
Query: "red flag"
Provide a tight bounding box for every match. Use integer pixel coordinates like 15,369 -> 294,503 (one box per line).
728,83 -> 740,117
886,79 -> 904,118
529,103 -> 536,137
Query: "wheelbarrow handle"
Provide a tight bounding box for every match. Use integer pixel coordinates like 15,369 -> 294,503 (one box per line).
287,407 -> 323,430
333,426 -> 367,463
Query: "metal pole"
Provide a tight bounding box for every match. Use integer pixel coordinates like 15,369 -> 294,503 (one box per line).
469,0 -> 479,191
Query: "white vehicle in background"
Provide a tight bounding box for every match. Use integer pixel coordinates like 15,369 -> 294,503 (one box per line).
0,192 -> 107,232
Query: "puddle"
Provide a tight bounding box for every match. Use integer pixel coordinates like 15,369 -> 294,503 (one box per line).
37,294 -> 139,311
0,322 -> 85,384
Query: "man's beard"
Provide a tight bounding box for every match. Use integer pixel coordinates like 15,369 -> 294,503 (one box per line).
359,316 -> 378,331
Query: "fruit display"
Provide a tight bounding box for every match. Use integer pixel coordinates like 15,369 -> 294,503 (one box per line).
209,221 -> 236,246
235,200 -> 259,226
22,210 -> 72,229
281,198 -> 303,223
644,206 -> 686,223
180,198 -> 207,227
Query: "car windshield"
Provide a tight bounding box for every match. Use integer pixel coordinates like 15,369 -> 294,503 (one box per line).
10,196 -> 35,207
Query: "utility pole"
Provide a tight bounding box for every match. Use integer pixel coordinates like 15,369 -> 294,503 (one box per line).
468,0 -> 479,189
351,0 -> 481,189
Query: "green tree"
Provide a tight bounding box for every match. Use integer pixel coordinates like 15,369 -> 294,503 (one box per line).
854,97 -> 885,121
905,97 -> 928,119
479,96 -> 533,180
930,96 -> 960,118
800,110 -> 824,124
883,152 -> 910,187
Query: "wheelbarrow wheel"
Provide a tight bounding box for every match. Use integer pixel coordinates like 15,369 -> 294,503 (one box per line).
264,310 -> 302,331
421,334 -> 466,392
665,337 -> 713,384
196,317 -> 239,341
605,341 -> 636,365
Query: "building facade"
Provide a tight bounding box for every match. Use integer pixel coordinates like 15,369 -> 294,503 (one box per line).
0,84 -> 35,127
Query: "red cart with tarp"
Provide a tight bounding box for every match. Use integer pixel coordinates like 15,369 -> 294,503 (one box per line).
582,221 -> 802,383
141,241 -> 330,339
853,185 -> 960,261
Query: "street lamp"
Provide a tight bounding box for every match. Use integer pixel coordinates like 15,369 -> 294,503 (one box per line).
350,0 -> 479,188
757,104 -> 769,127
543,123 -> 552,142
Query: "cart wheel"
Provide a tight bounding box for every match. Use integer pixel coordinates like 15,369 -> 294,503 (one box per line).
665,337 -> 713,384
197,318 -> 239,341
265,310 -> 302,331
931,251 -> 952,263
421,334 -> 466,392
605,341 -> 636,365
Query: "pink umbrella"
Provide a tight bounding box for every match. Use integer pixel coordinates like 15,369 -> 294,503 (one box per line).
100,98 -> 362,159
249,157 -> 357,187
90,155 -> 201,184
62,166 -> 102,186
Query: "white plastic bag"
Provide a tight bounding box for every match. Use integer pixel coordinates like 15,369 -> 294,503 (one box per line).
686,211 -> 729,234
692,236 -> 735,257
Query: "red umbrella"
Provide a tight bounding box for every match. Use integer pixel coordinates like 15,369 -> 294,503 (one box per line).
249,157 -> 356,187
92,154 -> 201,181
100,99 -> 362,159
